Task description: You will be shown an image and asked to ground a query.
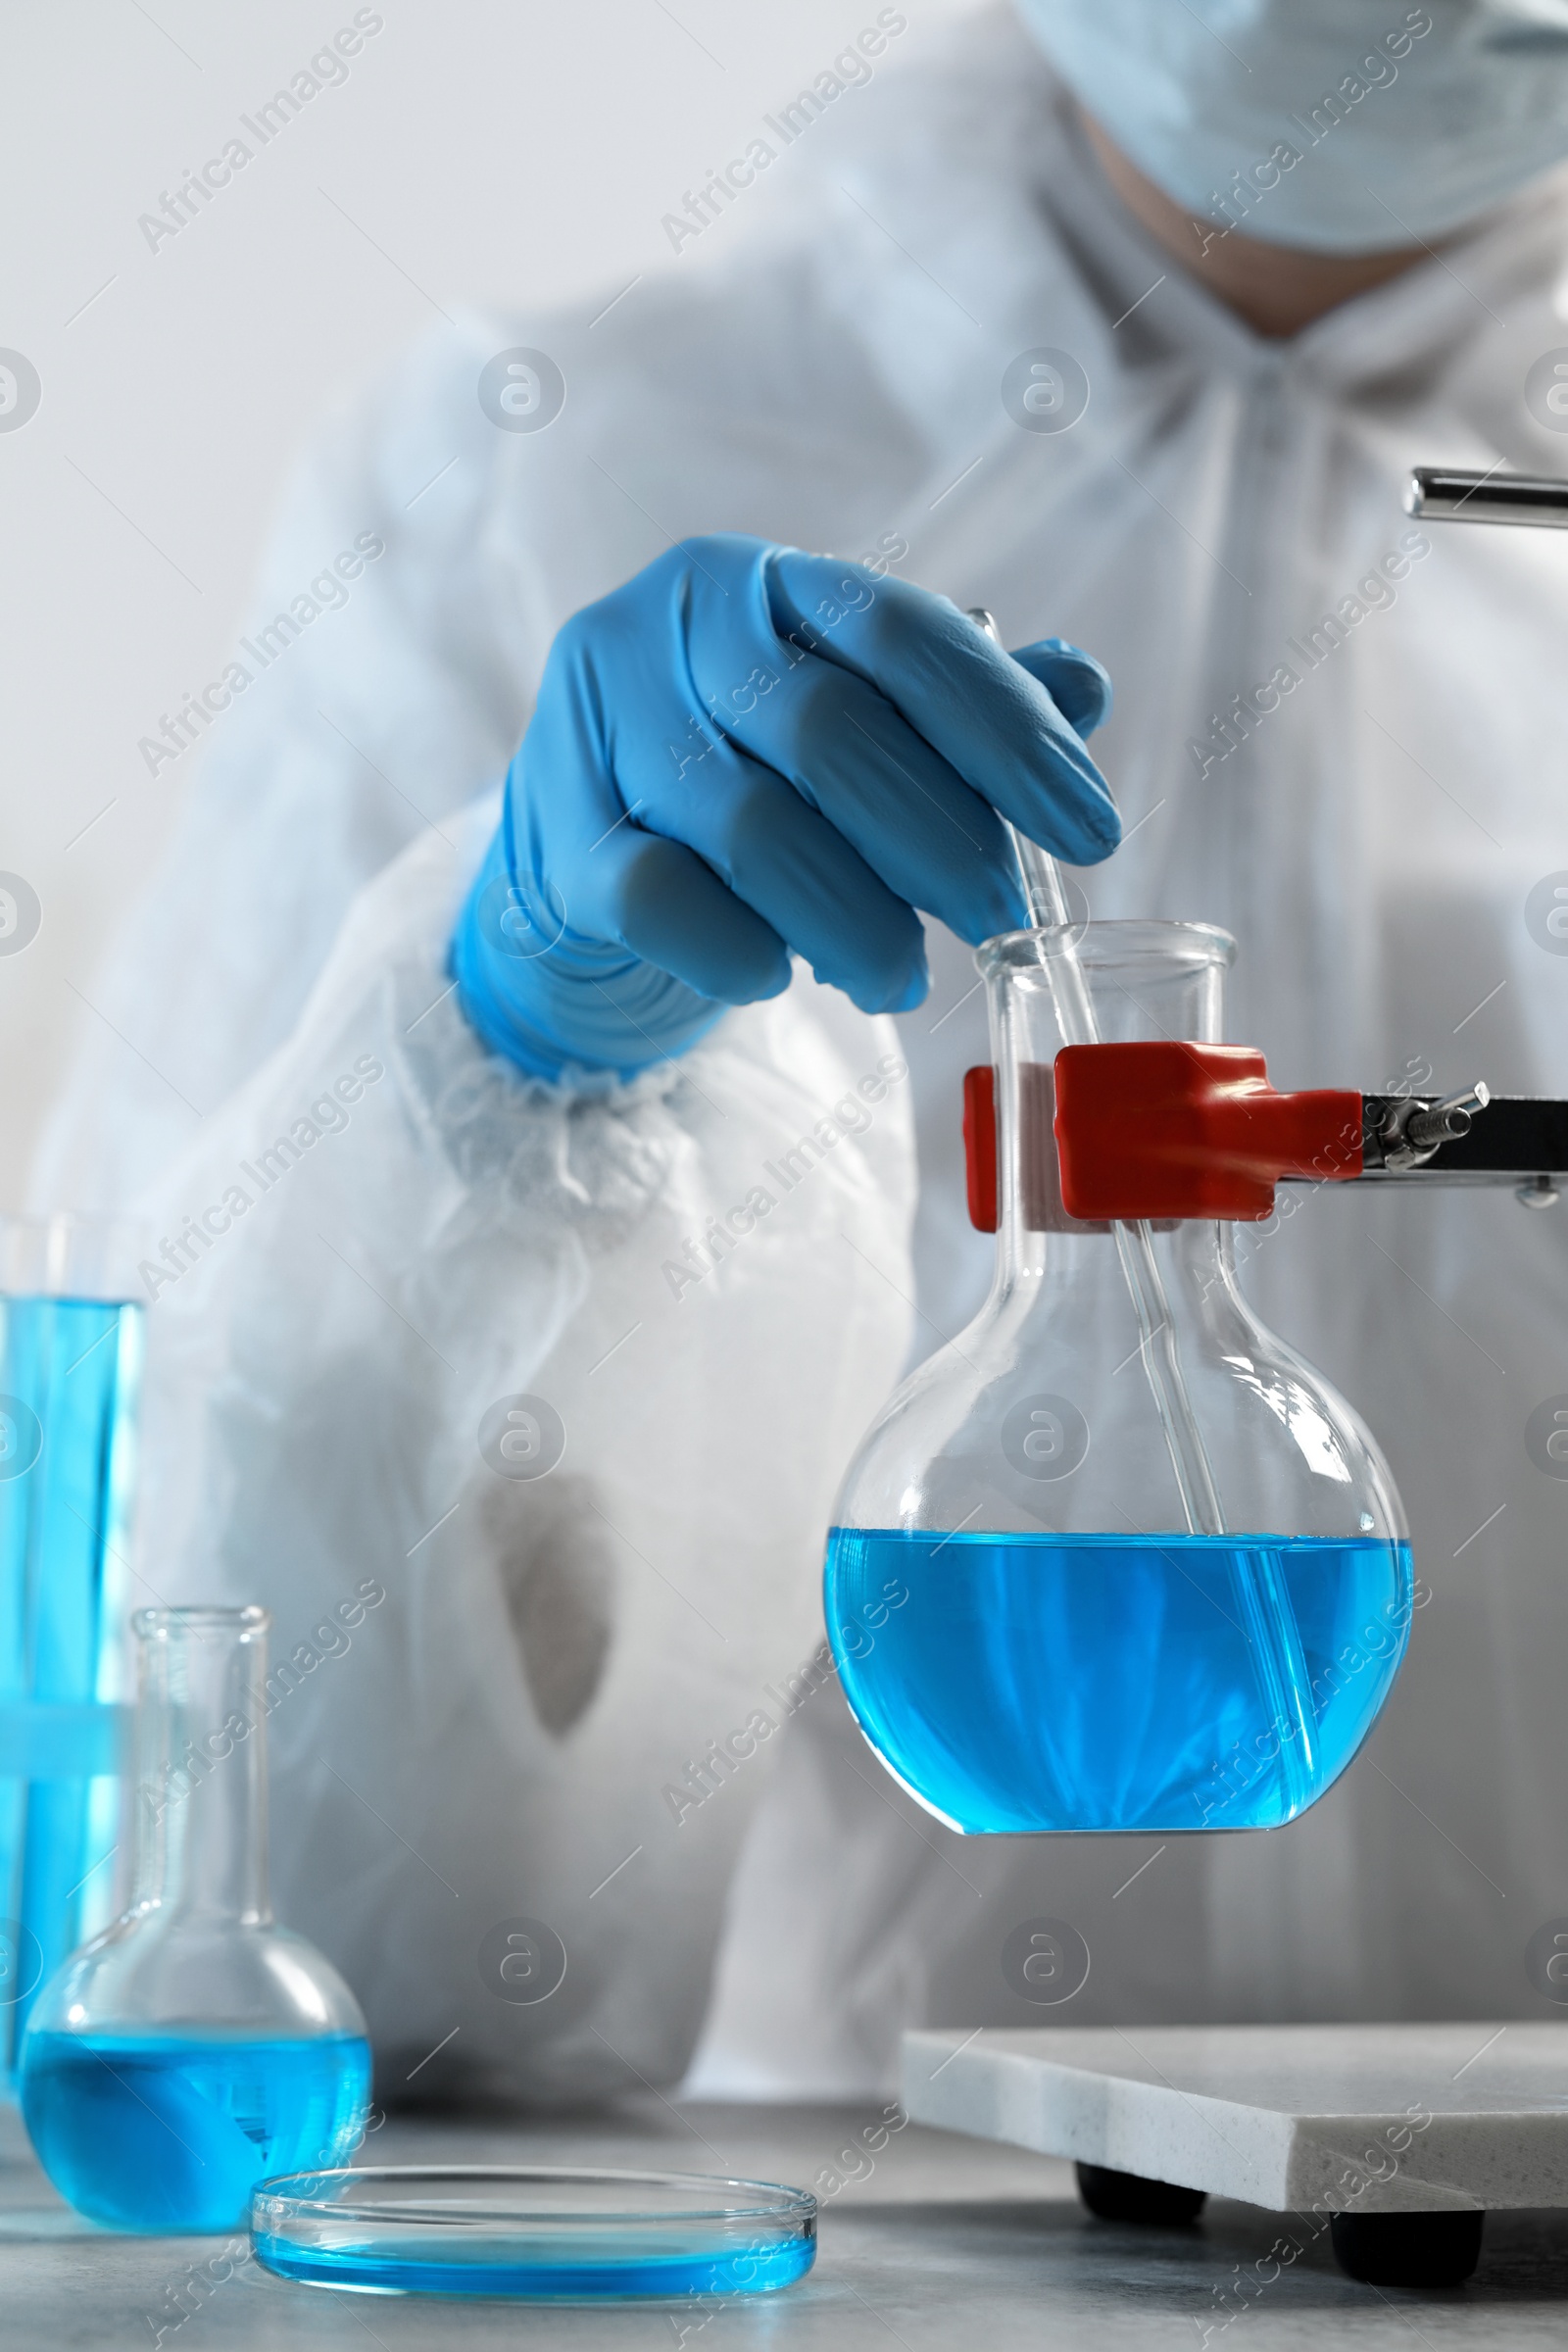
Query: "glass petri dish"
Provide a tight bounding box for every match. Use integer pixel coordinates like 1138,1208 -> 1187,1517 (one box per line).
250,2165 -> 817,2301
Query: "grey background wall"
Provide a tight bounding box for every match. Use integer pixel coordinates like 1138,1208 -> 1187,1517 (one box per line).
1,0 -> 980,1205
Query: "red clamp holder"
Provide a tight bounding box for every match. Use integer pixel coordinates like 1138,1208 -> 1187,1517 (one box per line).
962,1066 -> 1002,1234
1053,1043 -> 1362,1221
965,1051 -> 1559,1227
962,1046 -> 1364,1230
963,1062 -> 1118,1234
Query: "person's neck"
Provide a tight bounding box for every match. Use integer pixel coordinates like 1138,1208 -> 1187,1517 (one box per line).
1081,112 -> 1430,339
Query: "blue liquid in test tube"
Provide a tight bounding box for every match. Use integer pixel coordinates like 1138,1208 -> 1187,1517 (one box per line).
0,1294 -> 142,2082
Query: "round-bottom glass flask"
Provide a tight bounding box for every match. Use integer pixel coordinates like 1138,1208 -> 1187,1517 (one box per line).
825,922 -> 1412,1837
20,1607 -> 370,2231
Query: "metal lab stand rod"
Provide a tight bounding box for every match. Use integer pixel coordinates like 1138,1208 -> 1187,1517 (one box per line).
1405,467 -> 1568,526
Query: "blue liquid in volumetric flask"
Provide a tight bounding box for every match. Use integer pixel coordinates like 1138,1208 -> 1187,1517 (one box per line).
825,1529 -> 1412,1834
20,2031 -> 371,2231
0,1297 -> 143,2079
253,2231 -> 815,2300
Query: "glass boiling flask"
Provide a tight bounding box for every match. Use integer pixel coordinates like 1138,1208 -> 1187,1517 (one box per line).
825,920 -> 1412,1838
19,1606 -> 370,2231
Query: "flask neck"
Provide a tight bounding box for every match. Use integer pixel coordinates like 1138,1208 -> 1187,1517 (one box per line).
995,1186 -> 1232,1294
129,1608 -> 271,1927
981,921 -> 1237,1288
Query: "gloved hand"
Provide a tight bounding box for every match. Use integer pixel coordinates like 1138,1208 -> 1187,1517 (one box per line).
452,534 -> 1117,1081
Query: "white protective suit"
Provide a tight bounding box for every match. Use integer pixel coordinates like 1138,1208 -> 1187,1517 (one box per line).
35,7 -> 1568,2101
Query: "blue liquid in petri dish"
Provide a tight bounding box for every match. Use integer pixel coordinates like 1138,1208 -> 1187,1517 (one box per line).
0,1295 -> 143,2078
825,1529 -> 1413,1834
251,2230 -> 815,2299
20,2030 -> 371,2232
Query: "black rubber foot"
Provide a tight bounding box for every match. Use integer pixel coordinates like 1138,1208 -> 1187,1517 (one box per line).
1329,2210 -> 1484,2288
1075,2162 -> 1207,2226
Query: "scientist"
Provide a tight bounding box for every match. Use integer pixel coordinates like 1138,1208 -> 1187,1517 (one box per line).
36,0 -> 1568,2101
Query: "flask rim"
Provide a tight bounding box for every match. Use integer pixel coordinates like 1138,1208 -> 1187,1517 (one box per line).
131,1604 -> 270,1638
975,917 -> 1237,980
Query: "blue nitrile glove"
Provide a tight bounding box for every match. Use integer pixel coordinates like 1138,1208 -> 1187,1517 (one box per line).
452,534 -> 1117,1081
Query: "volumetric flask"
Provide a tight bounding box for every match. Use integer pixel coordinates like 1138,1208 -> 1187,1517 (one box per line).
19,1606 -> 370,2230
0,1214 -> 143,2086
825,921 -> 1411,1836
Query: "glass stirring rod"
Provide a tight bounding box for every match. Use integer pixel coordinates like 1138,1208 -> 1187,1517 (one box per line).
964,611 -> 1318,1800
964,608 -> 1226,1538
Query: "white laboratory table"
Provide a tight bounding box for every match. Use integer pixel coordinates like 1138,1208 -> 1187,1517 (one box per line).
6,2086 -> 1568,2346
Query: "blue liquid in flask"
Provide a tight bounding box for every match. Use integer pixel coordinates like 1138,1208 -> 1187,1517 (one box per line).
0,1295 -> 143,2078
825,1529 -> 1412,1834
20,2029 -> 371,2232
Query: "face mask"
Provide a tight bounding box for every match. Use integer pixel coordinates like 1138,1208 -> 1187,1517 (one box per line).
1016,0 -> 1568,253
